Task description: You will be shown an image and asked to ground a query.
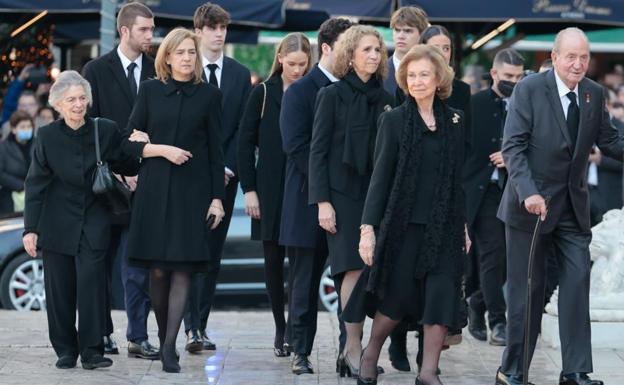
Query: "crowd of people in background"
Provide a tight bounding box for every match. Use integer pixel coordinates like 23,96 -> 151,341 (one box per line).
0,2 -> 622,385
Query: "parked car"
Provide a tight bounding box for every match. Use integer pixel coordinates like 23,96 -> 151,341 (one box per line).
0,195 -> 338,312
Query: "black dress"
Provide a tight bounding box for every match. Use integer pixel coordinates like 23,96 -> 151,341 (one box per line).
123,79 -> 225,271
237,74 -> 285,241
309,72 -> 393,276
344,99 -> 466,326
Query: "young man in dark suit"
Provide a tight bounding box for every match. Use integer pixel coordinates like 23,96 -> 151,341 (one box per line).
496,28 -> 623,385
183,2 -> 251,353
383,6 -> 428,97
279,18 -> 353,375
463,48 -> 524,347
82,2 -> 158,360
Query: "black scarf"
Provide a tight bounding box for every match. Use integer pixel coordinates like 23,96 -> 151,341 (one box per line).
366,96 -> 465,299
342,70 -> 384,175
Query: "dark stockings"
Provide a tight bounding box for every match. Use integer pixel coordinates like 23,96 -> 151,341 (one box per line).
150,268 -> 191,371
263,241 -> 286,349
360,312 -> 399,379
419,324 -> 447,385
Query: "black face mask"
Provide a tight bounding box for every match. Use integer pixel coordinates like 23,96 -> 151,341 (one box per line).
497,80 -> 516,98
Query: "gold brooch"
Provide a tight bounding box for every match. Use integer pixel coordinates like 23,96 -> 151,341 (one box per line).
452,113 -> 460,124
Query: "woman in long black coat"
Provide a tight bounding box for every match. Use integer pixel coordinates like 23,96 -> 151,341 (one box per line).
237,32 -> 312,357
347,45 -> 470,385
122,28 -> 225,373
308,25 -> 393,377
0,111 -> 34,214
23,70 -> 138,370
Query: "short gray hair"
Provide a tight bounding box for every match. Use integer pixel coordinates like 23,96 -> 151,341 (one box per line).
48,70 -> 92,108
553,27 -> 589,54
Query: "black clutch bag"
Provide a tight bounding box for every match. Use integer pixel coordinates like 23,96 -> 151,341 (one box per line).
91,117 -> 132,224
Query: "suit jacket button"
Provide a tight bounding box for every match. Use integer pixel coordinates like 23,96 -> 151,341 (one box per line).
491,138 -> 497,142
479,185 -> 484,190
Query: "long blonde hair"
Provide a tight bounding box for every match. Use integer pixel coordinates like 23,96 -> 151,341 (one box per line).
154,28 -> 203,84
269,32 -> 312,77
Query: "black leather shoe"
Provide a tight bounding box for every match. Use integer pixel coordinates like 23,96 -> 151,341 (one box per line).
559,372 -> 604,385
388,337 -> 411,372
81,354 -> 113,370
185,329 -> 203,353
103,335 -> 119,355
201,330 -> 216,350
55,355 -> 77,369
128,340 -> 160,360
292,354 -> 313,375
489,323 -> 507,346
468,305 -> 487,341
495,367 -> 534,385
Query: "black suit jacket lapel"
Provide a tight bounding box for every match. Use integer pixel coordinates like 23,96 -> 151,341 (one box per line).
107,50 -> 134,104
575,79 -> 591,157
219,58 -> 230,107
139,54 -> 154,82
265,75 -> 283,107
545,70 -> 573,155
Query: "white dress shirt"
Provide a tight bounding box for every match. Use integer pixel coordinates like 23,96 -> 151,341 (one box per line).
202,53 -> 224,88
554,69 -> 579,119
392,54 -> 401,72
117,46 -> 142,91
318,64 -> 338,83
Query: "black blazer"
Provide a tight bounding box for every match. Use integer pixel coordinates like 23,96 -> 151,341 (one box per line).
237,74 -> 285,241
279,65 -> 331,248
362,102 -> 467,226
498,70 -> 624,232
24,118 -> 138,255
0,136 -> 32,214
463,88 -> 506,225
214,56 -> 251,175
309,79 -> 394,204
383,56 -> 397,95
82,47 -> 155,131
123,79 -> 225,264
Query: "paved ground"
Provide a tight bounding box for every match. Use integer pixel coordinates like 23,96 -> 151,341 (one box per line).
0,309 -> 622,385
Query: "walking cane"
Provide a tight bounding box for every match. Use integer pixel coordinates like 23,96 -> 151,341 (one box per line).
522,198 -> 548,385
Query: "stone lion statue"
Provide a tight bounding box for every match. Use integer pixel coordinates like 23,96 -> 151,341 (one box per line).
546,208 -> 624,321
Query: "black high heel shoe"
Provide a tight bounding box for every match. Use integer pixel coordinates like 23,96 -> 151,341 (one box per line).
357,349 -> 377,385
160,347 -> 181,373
337,352 -> 359,378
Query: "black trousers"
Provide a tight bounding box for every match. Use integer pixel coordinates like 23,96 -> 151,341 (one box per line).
184,178 -> 238,333
103,227 -> 117,338
118,226 -> 152,342
43,234 -> 105,360
286,240 -> 328,356
501,206 -> 593,377
471,183 -> 507,328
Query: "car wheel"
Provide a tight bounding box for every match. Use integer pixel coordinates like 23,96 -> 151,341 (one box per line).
0,253 -> 45,311
318,266 -> 338,312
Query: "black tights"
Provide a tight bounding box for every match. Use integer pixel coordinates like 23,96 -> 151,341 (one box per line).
150,268 -> 191,367
263,240 -> 286,349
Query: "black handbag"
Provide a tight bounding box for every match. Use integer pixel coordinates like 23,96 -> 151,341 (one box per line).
91,117 -> 132,224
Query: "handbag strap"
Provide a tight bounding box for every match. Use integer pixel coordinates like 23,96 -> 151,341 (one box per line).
93,117 -> 102,165
260,82 -> 267,119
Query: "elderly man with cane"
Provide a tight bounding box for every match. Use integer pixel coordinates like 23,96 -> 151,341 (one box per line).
495,27 -> 624,385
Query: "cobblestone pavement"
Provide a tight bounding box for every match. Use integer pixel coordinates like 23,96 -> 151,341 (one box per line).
0,310 -> 622,385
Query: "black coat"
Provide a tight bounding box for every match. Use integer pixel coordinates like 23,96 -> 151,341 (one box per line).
463,88 -> 506,225
279,65 -> 331,248
123,79 -> 225,265
309,78 -> 394,203
0,136 -> 32,214
237,74 -> 285,241
82,48 -> 155,131
362,102 -> 467,227
213,56 -> 251,175
24,118 -> 139,255
383,56 -> 397,95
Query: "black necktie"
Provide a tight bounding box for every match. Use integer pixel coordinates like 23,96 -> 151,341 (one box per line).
127,62 -> 138,98
207,64 -> 219,87
566,91 -> 579,147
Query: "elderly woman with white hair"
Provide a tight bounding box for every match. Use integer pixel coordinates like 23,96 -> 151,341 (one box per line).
22,70 -> 139,370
